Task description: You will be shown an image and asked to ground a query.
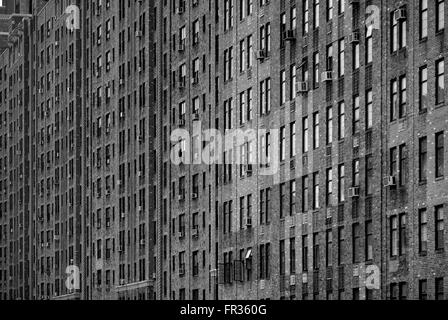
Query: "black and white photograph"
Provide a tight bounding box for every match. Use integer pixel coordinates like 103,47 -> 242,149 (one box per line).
0,0 -> 447,311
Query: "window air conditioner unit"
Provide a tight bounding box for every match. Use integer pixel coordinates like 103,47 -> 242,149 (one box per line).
178,118 -> 186,127
296,81 -> 309,94
383,176 -> 397,188
394,8 -> 407,21
322,71 -> 334,82
256,50 -> 268,60
348,187 -> 360,198
348,31 -> 360,43
177,6 -> 185,14
192,192 -> 198,199
284,30 -> 296,41
135,30 -> 142,38
192,113 -> 200,121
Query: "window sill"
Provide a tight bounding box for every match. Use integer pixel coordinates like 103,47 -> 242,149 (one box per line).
435,103 -> 445,109
435,176 -> 445,182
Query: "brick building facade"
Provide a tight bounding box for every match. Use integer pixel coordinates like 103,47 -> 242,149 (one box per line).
154,0 -> 448,300
0,0 -> 156,300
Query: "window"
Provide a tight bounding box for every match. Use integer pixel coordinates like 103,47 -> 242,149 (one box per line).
419,66 -> 428,111
302,235 -> 309,272
259,243 -> 270,279
290,64 -> 297,100
365,155 -> 373,195
280,183 -> 286,218
419,279 -> 428,300
313,172 -> 320,209
390,146 -> 398,179
224,47 -> 233,82
303,117 -> 309,153
436,59 -> 445,105
391,78 -> 398,121
259,23 -> 271,54
419,137 -> 427,182
366,26 -> 373,63
398,144 -> 408,186
280,240 -> 285,275
280,13 -> 287,48
399,76 -> 407,118
290,238 -> 296,274
419,208 -> 428,253
420,0 -> 428,39
338,0 -> 345,14
313,233 -> 320,270
337,227 -> 345,265
326,229 -> 333,267
399,282 -> 408,300
391,75 -> 406,121
290,180 -> 296,216
259,188 -> 271,225
436,0 -> 445,32
391,8 -> 407,52
353,41 -> 360,70
313,112 -> 320,149
313,0 -> 320,29
326,168 -> 333,206
399,213 -> 406,255
280,70 -> 286,105
302,176 -> 309,212
435,277 -> 444,300
239,39 -> 246,73
290,122 -> 296,158
390,215 -> 398,257
435,205 -> 444,251
338,101 -> 345,140
239,88 -> 253,124
365,220 -> 373,261
353,95 -> 360,134
224,98 -> 233,130
353,159 -> 360,187
326,44 -> 333,71
326,106 -> 333,145
352,223 -> 360,263
338,164 -> 345,203
390,283 -> 398,300
366,90 -> 373,129
303,0 -> 310,35
435,131 -> 444,178
224,0 -> 234,31
239,0 -> 253,19
338,38 -> 345,77
313,52 -> 320,88
280,126 -> 286,162
260,78 -> 271,114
